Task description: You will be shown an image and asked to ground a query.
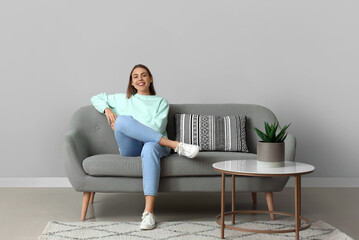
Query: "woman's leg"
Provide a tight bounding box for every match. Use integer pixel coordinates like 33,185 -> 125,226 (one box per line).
115,115 -> 179,149
114,118 -> 143,156
145,196 -> 156,214
115,115 -> 199,160
159,137 -> 179,150
141,142 -> 171,213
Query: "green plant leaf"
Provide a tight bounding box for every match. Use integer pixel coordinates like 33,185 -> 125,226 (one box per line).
264,122 -> 271,136
254,128 -> 271,142
269,122 -> 278,142
276,129 -> 286,142
281,133 -> 288,142
275,123 -> 291,142
254,128 -> 265,139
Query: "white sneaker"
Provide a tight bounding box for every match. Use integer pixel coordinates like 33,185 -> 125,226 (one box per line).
174,142 -> 200,158
140,211 -> 156,230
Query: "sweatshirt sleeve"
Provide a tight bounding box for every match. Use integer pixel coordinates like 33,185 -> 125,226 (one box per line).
152,98 -> 170,134
90,92 -> 119,113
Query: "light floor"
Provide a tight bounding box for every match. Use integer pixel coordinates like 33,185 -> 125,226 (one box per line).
0,188 -> 358,240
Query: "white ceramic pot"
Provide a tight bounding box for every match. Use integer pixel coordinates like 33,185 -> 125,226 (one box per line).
257,141 -> 285,168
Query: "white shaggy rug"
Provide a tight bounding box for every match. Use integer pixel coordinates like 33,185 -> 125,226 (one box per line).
38,218 -> 353,240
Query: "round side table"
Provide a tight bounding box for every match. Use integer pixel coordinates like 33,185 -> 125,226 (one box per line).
212,160 -> 315,240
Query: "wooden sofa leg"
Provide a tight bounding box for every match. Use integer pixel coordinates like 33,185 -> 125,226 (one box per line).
81,192 -> 91,221
89,192 -> 95,204
265,192 -> 275,220
251,192 -> 257,205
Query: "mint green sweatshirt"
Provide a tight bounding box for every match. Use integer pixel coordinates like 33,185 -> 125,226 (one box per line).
91,93 -> 169,137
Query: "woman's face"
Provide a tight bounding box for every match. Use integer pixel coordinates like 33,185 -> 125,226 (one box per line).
131,67 -> 152,95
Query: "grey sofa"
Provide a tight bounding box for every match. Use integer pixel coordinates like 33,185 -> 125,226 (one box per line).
63,104 -> 296,220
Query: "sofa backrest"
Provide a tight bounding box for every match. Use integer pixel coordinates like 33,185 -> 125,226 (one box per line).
68,104 -> 277,155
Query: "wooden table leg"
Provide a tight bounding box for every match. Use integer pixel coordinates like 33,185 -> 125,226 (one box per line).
298,176 -> 301,220
221,173 -> 225,239
295,175 -> 301,240
232,174 -> 235,225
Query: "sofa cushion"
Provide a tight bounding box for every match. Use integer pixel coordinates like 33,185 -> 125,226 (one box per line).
175,113 -> 249,152
82,152 -> 257,177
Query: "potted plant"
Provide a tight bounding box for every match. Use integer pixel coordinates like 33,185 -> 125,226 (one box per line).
254,122 -> 291,168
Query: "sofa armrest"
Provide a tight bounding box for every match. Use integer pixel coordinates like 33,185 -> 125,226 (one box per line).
284,133 -> 296,162
62,130 -> 91,191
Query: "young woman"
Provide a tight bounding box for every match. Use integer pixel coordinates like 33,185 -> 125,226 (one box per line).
91,64 -> 200,230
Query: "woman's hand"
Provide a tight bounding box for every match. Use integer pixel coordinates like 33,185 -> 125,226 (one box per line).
104,108 -> 117,131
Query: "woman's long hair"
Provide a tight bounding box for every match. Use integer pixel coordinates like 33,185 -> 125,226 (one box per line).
126,64 -> 156,99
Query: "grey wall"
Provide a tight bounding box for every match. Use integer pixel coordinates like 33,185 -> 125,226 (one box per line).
0,0 -> 358,178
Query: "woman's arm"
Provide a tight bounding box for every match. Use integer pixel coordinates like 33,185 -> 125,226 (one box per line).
105,108 -> 117,131
151,99 -> 170,135
90,92 -> 118,113
91,93 -> 120,130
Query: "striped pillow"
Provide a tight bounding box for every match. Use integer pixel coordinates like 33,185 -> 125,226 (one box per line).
175,113 -> 249,152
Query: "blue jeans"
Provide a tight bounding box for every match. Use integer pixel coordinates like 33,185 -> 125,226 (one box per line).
114,115 -> 171,196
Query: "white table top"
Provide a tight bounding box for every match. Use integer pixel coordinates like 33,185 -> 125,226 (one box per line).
212,160 -> 315,175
